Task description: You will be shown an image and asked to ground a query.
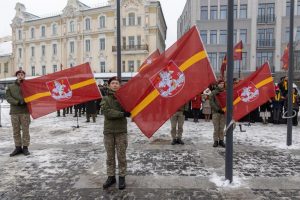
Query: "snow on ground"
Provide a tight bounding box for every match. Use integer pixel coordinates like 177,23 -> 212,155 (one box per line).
1,100 -> 299,150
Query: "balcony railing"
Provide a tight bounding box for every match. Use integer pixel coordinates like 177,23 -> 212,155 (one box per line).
112,44 -> 148,52
257,14 -> 276,24
256,39 -> 275,48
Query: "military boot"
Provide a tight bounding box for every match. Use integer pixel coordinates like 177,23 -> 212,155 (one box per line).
22,146 -> 30,156
171,139 -> 177,145
213,141 -> 218,147
119,176 -> 126,190
177,138 -> 184,145
9,146 -> 23,157
219,140 -> 226,148
103,176 -> 116,189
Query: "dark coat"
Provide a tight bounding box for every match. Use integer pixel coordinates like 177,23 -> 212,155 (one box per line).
85,100 -> 97,114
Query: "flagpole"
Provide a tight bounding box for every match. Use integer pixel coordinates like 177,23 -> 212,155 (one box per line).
225,0 -> 234,183
116,0 -> 122,80
287,0 -> 294,146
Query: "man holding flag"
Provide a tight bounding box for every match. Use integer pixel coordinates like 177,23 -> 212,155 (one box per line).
6,70 -> 31,156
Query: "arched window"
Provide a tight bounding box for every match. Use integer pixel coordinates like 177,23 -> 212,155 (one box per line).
128,13 -> 135,26
99,16 -> 105,28
70,21 -> 75,32
85,18 -> 91,30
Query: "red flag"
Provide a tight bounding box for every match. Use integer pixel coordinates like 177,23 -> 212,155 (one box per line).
138,49 -> 160,72
281,44 -> 289,70
115,26 -> 216,138
219,40 -> 243,79
217,62 -> 275,121
21,63 -> 101,119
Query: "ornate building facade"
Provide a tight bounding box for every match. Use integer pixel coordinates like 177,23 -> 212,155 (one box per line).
11,0 -> 167,77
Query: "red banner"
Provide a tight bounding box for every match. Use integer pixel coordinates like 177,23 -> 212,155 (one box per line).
281,44 -> 289,70
138,49 -> 160,72
220,40 -> 243,79
21,63 -> 101,119
217,62 -> 275,121
115,26 -> 216,138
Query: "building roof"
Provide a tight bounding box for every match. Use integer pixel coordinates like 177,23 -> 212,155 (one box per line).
0,41 -> 12,56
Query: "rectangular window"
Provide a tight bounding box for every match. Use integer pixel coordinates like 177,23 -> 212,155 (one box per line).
298,0 -> 300,15
200,30 -> 207,44
201,6 -> 208,20
137,17 -> 141,25
240,4 -> 247,19
208,52 -> 218,71
42,65 -> 46,75
85,40 -> 91,52
100,61 -> 106,72
296,26 -> 300,41
18,48 -> 22,58
41,45 -> 46,56
41,26 -> 46,37
122,37 -> 126,47
129,14 -> 135,26
70,41 -> 75,53
52,24 -> 57,35
31,47 -> 35,57
53,44 -> 57,55
219,30 -> 227,44
128,36 -> 135,48
53,65 -> 57,72
122,61 -> 126,72
4,63 -> 8,73
128,60 -> 134,72
18,30 -> 22,40
220,5 -> 227,19
31,28 -> 35,39
210,6 -> 218,19
100,38 -> 105,50
210,30 -> 217,44
234,29 -> 237,43
240,29 -> 247,43
137,35 -> 141,46
285,27 -> 290,42
234,5 -> 238,19
256,51 -> 274,67
31,66 -> 35,76
137,60 -> 141,68
122,18 -> 126,26
286,1 -> 291,16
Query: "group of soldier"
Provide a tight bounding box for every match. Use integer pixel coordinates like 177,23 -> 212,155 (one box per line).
5,69 -> 299,191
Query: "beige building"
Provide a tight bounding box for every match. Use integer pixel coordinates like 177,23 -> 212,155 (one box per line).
0,36 -> 12,79
178,0 -> 300,81
11,0 -> 167,77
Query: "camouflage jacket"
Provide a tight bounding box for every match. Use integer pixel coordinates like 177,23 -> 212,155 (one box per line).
100,89 -> 127,134
209,87 -> 224,114
6,80 -> 29,115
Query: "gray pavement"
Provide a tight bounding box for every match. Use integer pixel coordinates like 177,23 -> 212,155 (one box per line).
0,113 -> 300,200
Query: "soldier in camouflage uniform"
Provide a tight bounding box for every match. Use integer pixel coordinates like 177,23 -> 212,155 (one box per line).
209,80 -> 226,148
100,76 -> 130,190
6,70 -> 31,156
170,104 -> 189,145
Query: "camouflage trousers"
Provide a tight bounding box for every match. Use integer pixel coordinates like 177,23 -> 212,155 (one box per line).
170,111 -> 185,140
11,114 -> 31,147
104,133 -> 128,177
212,113 -> 225,141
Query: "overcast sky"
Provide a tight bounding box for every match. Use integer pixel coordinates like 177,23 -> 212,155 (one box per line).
0,0 -> 186,48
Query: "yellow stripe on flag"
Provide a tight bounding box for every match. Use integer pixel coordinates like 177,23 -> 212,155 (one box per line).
235,49 -> 242,53
130,50 -> 207,118
25,78 -> 96,103
222,76 -> 274,111
70,79 -> 96,90
25,92 -> 51,103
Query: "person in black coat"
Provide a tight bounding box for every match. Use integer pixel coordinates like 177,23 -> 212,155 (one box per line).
85,100 -> 97,122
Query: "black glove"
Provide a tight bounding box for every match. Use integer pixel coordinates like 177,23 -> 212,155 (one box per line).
18,100 -> 26,106
218,109 -> 225,114
123,112 -> 131,117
